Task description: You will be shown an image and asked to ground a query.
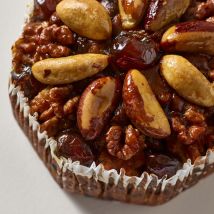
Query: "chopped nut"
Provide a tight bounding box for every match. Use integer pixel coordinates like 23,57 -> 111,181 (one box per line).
64,96 -> 80,115
171,116 -> 185,133
196,0 -> 214,20
39,106 -> 54,122
188,126 -> 206,142
30,86 -> 77,136
12,21 -> 74,72
184,107 -> 205,124
98,150 -> 145,176
106,125 -> 144,160
40,116 -> 59,136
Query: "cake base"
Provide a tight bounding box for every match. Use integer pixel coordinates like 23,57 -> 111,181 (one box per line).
9,83 -> 214,205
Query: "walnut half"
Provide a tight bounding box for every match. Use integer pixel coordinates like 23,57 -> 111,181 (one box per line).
106,125 -> 145,160
30,86 -> 79,136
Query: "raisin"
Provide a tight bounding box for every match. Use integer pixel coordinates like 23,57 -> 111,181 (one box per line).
57,130 -> 94,166
146,153 -> 181,178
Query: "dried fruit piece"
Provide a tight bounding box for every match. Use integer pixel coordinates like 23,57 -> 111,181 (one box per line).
123,69 -> 171,138
32,54 -> 109,84
56,0 -> 112,40
111,30 -> 159,70
11,66 -> 44,99
77,77 -> 121,140
118,0 -> 148,29
144,0 -> 190,32
146,153 -> 181,178
161,21 -> 214,55
106,125 -> 144,160
161,55 -> 214,107
57,130 -> 94,166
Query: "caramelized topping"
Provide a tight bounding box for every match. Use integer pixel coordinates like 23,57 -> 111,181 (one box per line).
11,0 -> 214,176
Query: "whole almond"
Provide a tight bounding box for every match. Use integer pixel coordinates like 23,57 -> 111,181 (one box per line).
161,55 -> 214,107
56,0 -> 112,40
123,69 -> 171,138
32,54 -> 109,85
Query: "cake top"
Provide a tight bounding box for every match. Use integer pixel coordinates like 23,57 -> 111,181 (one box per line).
11,0 -> 214,178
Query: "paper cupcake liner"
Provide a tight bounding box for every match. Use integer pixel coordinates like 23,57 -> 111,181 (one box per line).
8,80 -> 214,205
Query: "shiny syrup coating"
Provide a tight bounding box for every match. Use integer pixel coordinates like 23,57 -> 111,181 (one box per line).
11,66 -> 45,99
111,31 -> 160,71
11,0 -> 214,177
57,130 -> 94,166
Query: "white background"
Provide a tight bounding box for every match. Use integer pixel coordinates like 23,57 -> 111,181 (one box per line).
0,1 -> 214,213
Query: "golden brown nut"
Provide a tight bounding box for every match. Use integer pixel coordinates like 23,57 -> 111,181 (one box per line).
56,0 -> 112,40
161,21 -> 214,55
106,125 -> 144,160
123,69 -> 171,138
32,54 -> 109,85
145,0 -> 190,32
161,55 -> 214,107
77,77 -> 121,140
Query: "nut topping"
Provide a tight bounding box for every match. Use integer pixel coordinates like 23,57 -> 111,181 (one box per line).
56,0 -> 112,40
161,55 -> 214,107
144,0 -> 190,32
30,85 -> 78,137
13,0 -> 214,178
118,0 -> 148,29
161,21 -> 214,55
196,0 -> 214,20
106,125 -> 145,160
32,54 -> 109,84
123,69 -> 171,138
77,77 -> 121,140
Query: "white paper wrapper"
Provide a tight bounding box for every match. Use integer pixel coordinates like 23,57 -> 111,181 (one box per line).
9,81 -> 214,205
